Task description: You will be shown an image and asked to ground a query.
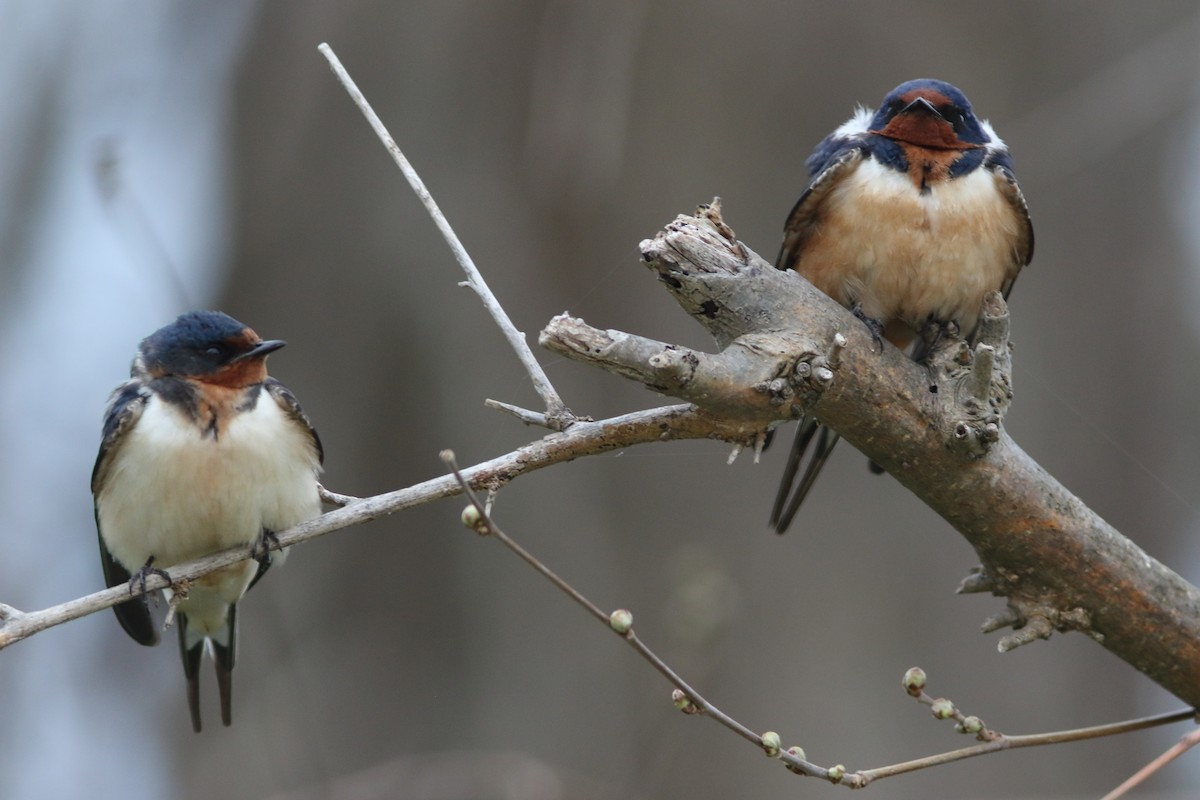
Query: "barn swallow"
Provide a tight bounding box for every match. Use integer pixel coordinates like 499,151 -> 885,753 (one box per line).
92,311 -> 323,731
770,78 -> 1033,533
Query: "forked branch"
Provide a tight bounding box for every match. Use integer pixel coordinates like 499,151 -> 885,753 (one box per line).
544,201 -> 1200,708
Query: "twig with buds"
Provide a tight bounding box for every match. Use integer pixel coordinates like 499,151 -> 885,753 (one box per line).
441,449 -> 1196,788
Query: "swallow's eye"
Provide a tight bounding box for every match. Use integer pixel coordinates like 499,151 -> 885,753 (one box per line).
204,345 -> 224,357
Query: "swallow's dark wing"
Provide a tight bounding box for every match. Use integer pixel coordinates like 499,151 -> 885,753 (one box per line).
91,381 -> 148,493
95,517 -> 159,645
92,381 -> 159,646
264,378 -> 323,466
776,147 -> 863,273
770,147 -> 864,533
989,164 -> 1034,301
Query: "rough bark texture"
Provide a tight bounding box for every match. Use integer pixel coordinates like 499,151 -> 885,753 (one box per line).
543,202 -> 1200,707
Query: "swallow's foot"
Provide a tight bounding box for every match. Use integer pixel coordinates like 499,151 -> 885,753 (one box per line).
251,529 -> 281,570
850,304 -> 886,352
127,556 -> 171,602
247,529 -> 284,589
919,318 -> 961,357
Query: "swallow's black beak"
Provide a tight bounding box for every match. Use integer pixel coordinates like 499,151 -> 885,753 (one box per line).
900,96 -> 941,119
234,339 -> 286,362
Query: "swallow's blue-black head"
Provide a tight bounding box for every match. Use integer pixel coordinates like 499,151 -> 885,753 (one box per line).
137,311 -> 285,384
868,78 -> 990,150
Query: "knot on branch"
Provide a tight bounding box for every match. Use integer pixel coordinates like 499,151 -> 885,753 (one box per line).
956,564 -> 995,594
981,594 -> 1100,653
936,291 -> 1014,460
775,331 -> 845,416
647,346 -> 701,386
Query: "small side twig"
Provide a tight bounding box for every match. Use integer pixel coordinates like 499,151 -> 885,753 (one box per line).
849,708 -> 1195,787
318,483 -> 359,507
847,669 -> 1197,788
317,42 -> 570,427
483,399 -> 553,428
1101,725 -> 1200,800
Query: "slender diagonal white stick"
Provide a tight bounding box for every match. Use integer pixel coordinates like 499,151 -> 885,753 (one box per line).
317,42 -> 569,424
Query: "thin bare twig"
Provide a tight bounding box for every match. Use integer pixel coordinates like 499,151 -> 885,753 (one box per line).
483,398 -> 553,428
1101,725 -> 1200,800
0,404 -> 750,651
317,42 -> 570,426
318,483 -> 359,507
438,450 -> 828,780
851,707 -> 1196,788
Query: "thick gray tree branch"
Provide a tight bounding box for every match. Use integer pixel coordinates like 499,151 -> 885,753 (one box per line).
543,200 -> 1200,708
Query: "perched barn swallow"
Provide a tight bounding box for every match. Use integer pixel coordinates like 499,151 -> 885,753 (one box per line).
92,311 -> 323,731
770,78 -> 1033,533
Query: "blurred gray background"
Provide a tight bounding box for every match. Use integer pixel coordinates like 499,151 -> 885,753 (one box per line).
2,1 -> 1200,798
